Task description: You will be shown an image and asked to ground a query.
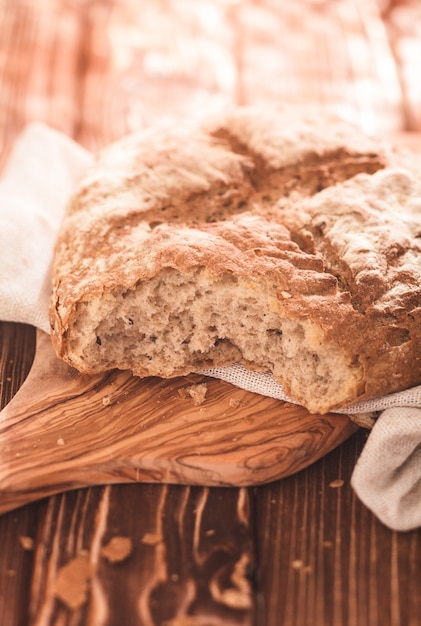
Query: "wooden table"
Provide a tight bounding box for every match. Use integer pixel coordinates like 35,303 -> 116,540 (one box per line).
1,1 -> 421,624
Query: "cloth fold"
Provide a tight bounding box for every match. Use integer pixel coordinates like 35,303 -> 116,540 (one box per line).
0,123 -> 93,332
351,408 -> 421,531
0,123 -> 420,531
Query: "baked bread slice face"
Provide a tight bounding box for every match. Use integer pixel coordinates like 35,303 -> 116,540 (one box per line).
49,107 -> 421,415
54,212 -> 366,414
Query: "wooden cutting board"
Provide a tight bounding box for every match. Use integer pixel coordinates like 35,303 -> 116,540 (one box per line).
0,330 -> 358,514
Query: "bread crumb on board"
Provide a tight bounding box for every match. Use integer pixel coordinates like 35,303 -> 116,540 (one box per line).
178,382 -> 208,406
228,397 -> 250,410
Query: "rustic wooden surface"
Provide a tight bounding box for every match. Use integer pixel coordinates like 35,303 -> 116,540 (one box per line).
1,1 -> 421,625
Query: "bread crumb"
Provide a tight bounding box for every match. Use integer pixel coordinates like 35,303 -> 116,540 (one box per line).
292,559 -> 303,569
57,437 -> 65,446
19,536 -> 34,550
53,555 -> 91,610
102,394 -> 111,406
184,383 -> 208,406
229,398 -> 248,409
329,479 -> 345,488
141,532 -> 162,546
101,536 -> 132,563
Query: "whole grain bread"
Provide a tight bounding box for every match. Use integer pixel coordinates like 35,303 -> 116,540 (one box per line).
49,107 -> 421,414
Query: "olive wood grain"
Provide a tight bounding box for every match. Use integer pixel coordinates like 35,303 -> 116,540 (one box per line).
0,330 -> 358,514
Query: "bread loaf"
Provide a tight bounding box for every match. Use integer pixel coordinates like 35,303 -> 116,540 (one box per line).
49,107 -> 421,414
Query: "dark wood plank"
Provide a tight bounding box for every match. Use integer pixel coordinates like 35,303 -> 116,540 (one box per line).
0,322 -> 35,405
27,485 -> 256,625
0,499 -> 37,626
0,322 -> 36,626
255,432 -> 421,626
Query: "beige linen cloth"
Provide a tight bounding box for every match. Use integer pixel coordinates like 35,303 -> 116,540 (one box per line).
1,123 -> 420,531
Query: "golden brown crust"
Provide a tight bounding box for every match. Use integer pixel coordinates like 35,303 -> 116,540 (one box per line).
48,106 -> 421,413
275,167 -> 421,402
51,107 -> 385,337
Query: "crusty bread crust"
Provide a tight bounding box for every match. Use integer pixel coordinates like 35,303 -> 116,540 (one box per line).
49,107 -> 420,414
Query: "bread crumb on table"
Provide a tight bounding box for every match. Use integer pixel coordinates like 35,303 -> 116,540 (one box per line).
329,479 -> 345,488
100,536 -> 133,562
19,536 -> 34,550
141,532 -> 163,546
53,554 -> 91,610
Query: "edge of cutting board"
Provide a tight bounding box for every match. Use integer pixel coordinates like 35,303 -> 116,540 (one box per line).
0,330 -> 358,514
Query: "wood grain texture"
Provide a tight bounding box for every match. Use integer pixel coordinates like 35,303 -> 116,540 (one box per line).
0,324 -> 258,626
1,1 -> 421,625
27,485 -> 256,626
254,434 -> 421,626
0,0 -> 413,160
0,330 -> 357,514
0,491 -> 37,626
